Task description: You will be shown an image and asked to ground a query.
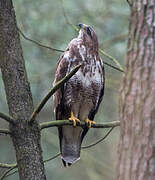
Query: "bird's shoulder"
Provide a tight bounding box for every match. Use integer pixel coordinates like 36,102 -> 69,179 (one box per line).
53,38 -> 83,85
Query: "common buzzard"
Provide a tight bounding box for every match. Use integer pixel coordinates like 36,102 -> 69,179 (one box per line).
53,24 -> 105,166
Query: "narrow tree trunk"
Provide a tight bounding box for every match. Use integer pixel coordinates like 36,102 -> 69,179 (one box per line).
116,1 -> 155,180
0,0 -> 46,179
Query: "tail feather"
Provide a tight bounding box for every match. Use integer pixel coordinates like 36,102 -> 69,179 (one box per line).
58,125 -> 88,166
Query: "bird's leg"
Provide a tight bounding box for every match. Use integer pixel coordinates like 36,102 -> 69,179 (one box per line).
69,111 -> 80,127
85,117 -> 96,128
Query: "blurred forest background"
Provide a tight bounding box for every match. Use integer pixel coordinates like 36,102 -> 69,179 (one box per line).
0,0 -> 129,179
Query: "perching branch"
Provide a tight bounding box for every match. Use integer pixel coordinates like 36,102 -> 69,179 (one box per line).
2,125 -> 117,179
0,163 -> 16,169
0,129 -> 11,135
40,120 -> 120,130
0,112 -> 15,125
29,65 -> 81,124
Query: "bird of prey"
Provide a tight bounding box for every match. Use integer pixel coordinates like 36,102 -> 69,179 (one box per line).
53,23 -> 105,167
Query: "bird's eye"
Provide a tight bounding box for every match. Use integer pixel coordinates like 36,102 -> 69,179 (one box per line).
86,27 -> 92,37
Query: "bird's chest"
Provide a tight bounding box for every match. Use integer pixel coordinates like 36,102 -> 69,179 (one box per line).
68,62 -> 102,97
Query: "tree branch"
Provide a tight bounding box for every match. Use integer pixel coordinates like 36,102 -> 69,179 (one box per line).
29,65 -> 81,124
40,120 -> 120,130
61,2 -> 124,72
17,27 -> 64,53
4,169 -> 18,179
102,60 -> 124,73
18,27 -> 124,73
61,0 -> 79,32
1,125 -> 117,179
0,112 -> 15,125
0,166 -> 17,180
0,163 -> 16,169
82,127 -> 114,149
99,49 -> 124,72
0,129 -> 11,135
126,0 -> 132,7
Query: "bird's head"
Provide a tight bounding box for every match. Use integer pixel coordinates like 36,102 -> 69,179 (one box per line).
78,23 -> 98,51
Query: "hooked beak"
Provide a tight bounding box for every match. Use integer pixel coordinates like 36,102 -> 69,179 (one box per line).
78,23 -> 86,32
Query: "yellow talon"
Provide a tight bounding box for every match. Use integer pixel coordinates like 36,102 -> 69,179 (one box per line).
85,117 -> 96,128
69,111 -> 80,127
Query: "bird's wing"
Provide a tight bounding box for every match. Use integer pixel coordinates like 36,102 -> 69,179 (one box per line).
53,49 -> 70,119
88,58 -> 105,120
53,38 -> 83,119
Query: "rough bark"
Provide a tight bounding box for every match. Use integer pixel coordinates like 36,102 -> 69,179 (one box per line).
0,0 -> 46,179
116,0 -> 155,180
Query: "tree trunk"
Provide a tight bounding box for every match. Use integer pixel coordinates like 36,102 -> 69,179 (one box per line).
0,0 -> 46,179
116,1 -> 155,180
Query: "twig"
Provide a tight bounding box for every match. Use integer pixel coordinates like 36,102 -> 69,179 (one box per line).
39,127 -> 116,163
40,120 -> 120,130
0,165 -> 17,180
82,127 -> 114,149
99,49 -> 124,72
3,153 -> 61,179
61,3 -> 124,72
0,129 -> 11,135
0,112 -> 15,125
0,163 -> 16,169
101,33 -> 127,49
17,27 -> 64,53
29,65 -> 81,124
5,170 -> 18,179
61,0 -> 79,32
3,125 -> 118,179
126,0 -> 132,7
102,60 -> 124,73
17,26 -> 124,73
44,153 -> 61,163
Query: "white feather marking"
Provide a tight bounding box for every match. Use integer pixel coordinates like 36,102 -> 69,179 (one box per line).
63,51 -> 70,60
72,57 -> 102,88
78,44 -> 86,61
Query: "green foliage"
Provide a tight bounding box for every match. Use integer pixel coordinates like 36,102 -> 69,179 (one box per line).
0,0 -> 129,179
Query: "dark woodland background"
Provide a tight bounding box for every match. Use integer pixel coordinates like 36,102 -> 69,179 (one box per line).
0,0 -> 129,179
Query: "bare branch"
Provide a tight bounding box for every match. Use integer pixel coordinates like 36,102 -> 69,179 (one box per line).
0,163 -> 16,169
99,49 -> 124,72
44,153 -> 61,163
17,27 -> 64,53
0,112 -> 15,125
29,65 -> 82,124
40,127 -> 116,163
61,0 -> 79,32
61,2 -> 124,73
0,129 -> 11,135
40,120 -> 120,130
0,165 -> 17,180
82,127 -> 114,149
2,124 -> 118,179
101,33 -> 127,49
126,0 -> 132,7
18,26 -> 124,73
5,169 -> 18,179
102,60 -> 124,73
